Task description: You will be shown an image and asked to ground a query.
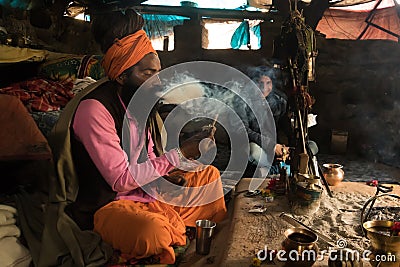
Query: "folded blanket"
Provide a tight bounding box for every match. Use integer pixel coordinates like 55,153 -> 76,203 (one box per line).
0,225 -> 20,238
0,217 -> 16,226
0,211 -> 15,225
0,206 -> 17,227
0,210 -> 14,224
0,205 -> 17,215
0,236 -> 31,267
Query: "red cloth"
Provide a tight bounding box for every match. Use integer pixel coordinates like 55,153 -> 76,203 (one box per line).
317,7 -> 400,41
101,30 -> 157,80
0,78 -> 74,112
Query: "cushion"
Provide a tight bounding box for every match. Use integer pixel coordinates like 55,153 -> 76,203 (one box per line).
0,94 -> 51,161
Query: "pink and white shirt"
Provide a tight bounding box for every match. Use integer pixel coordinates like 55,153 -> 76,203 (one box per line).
72,98 -> 180,202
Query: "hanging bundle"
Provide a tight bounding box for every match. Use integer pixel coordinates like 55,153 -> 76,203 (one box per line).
277,9 -> 318,86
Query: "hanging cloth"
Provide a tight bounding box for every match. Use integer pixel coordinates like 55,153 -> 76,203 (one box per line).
252,24 -> 261,48
230,20 -> 250,49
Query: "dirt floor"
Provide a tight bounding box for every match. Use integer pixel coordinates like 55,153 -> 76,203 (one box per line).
179,157 -> 400,267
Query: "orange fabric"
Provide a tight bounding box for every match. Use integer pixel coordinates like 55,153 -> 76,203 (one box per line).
93,165 -> 227,264
173,165 -> 228,227
101,29 -> 157,80
94,200 -> 186,264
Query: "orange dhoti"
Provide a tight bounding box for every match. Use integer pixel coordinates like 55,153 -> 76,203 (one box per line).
93,165 -> 227,264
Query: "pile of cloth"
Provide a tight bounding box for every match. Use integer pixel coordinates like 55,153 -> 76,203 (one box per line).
0,204 -> 31,267
0,78 -> 74,112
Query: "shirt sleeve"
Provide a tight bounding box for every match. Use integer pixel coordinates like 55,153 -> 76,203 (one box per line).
72,99 -> 180,193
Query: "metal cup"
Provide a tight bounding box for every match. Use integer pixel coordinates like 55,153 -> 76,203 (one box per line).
195,219 -> 216,255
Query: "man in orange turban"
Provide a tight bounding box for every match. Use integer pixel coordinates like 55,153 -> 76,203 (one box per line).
51,9 -> 227,265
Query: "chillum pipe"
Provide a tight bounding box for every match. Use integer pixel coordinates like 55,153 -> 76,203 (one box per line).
211,114 -> 219,127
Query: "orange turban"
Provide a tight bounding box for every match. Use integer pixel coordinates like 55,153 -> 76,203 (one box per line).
101,29 -> 157,80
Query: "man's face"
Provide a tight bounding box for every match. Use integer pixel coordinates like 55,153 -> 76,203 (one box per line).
120,53 -> 161,102
258,75 -> 273,97
123,53 -> 161,90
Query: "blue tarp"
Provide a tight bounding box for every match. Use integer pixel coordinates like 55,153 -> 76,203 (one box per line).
230,21 -> 261,49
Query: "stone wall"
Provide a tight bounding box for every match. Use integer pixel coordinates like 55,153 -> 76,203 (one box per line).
309,37 -> 400,167
158,18 -> 280,68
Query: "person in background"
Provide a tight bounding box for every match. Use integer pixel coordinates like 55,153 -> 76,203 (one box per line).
243,66 -> 290,175
55,9 -> 226,264
248,66 -> 288,126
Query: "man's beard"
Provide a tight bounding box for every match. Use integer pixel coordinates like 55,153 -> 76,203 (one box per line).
119,82 -> 162,123
120,83 -> 138,107
120,81 -> 161,106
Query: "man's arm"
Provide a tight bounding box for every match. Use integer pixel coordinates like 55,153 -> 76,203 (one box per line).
242,105 -> 266,146
73,99 -> 179,193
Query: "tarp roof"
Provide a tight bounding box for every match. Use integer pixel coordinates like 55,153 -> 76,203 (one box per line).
142,0 -> 396,9
142,0 -> 248,9
332,0 -> 395,10
140,0 -> 399,41
317,0 -> 399,40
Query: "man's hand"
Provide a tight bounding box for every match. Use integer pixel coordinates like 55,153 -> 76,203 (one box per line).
274,144 -> 290,161
162,170 -> 187,186
179,125 -> 216,160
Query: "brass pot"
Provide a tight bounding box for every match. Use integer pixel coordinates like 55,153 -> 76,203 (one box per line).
323,163 -> 344,186
363,220 -> 400,267
281,227 -> 319,267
